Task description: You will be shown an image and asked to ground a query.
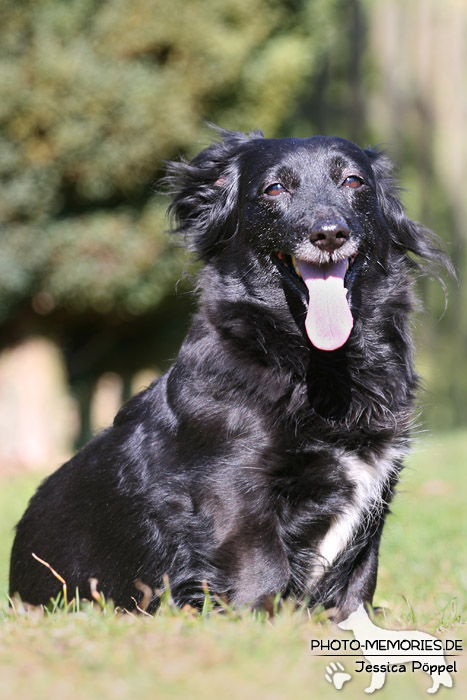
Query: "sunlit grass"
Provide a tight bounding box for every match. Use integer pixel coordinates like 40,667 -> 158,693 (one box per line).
0,431 -> 465,700
376,430 -> 466,628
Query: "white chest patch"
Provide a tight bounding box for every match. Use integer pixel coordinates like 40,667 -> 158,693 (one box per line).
308,446 -> 406,587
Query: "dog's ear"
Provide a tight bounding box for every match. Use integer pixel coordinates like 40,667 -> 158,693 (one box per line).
165,128 -> 263,260
366,149 -> 454,280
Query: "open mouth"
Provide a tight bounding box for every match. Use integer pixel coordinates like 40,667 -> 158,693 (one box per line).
274,251 -> 359,351
275,251 -> 358,288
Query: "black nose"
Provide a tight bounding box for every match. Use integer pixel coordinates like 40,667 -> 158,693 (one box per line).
309,219 -> 350,252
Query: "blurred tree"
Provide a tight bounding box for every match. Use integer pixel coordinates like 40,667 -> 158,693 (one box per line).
1,0 -> 463,446
0,0 -> 338,323
363,0 -> 467,428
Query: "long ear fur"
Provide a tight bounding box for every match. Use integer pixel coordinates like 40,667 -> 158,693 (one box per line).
165,127 -> 264,260
366,149 -> 455,287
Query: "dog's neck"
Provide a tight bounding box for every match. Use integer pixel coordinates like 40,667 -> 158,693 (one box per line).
189,263 -> 417,438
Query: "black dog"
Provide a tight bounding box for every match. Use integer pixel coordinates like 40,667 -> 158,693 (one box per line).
10,129 -> 449,618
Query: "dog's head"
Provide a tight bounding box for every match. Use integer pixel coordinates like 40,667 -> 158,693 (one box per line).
166,129 -> 450,352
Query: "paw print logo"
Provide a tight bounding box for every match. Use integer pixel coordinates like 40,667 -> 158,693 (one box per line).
325,661 -> 352,690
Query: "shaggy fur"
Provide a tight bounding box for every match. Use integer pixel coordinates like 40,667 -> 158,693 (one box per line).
9,129 -> 449,617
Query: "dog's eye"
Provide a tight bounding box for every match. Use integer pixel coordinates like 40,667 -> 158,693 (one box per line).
342,175 -> 364,189
265,183 -> 287,196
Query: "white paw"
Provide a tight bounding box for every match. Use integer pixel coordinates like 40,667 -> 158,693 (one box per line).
325,661 -> 352,690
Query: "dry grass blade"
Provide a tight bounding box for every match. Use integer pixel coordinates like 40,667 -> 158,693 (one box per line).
88,577 -> 104,606
32,552 -> 68,608
133,580 -> 153,615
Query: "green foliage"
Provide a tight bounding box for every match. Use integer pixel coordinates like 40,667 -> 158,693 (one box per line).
0,0 -> 338,321
1,0 -> 463,428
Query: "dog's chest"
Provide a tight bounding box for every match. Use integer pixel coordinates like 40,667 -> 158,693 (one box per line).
303,446 -> 405,584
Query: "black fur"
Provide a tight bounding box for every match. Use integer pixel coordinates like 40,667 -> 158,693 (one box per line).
9,130 -> 450,617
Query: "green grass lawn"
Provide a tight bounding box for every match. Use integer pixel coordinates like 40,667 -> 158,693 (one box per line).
0,431 -> 465,700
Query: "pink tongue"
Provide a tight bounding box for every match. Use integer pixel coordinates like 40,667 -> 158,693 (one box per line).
295,258 -> 353,351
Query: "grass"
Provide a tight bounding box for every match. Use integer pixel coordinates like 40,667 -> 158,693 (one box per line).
0,431 -> 465,700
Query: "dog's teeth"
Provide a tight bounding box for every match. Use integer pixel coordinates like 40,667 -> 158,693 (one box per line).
346,259 -> 350,271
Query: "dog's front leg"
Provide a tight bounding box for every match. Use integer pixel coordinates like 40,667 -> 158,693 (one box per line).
214,525 -> 290,613
333,533 -> 382,622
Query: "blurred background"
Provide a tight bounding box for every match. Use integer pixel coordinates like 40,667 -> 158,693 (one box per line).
0,0 -> 465,476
